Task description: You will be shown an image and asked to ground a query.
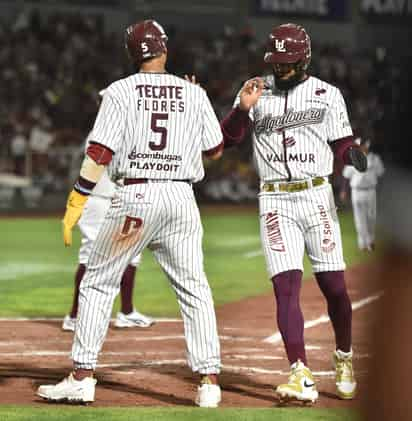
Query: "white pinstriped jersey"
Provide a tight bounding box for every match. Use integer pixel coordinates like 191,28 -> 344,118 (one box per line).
234,75 -> 353,181
342,152 -> 385,189
90,72 -> 222,183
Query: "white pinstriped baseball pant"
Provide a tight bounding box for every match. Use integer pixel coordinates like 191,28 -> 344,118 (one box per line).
351,189 -> 376,250
259,182 -> 346,278
72,181 -> 221,374
77,195 -> 141,267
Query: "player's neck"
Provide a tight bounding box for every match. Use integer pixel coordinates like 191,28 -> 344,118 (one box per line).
139,55 -> 167,74
139,66 -> 167,74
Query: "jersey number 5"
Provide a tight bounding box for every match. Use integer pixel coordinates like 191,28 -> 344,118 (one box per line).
149,113 -> 168,151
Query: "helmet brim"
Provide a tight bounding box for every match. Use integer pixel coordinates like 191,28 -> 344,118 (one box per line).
264,51 -> 302,64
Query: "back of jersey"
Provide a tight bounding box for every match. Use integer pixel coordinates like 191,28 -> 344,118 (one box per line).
90,73 -> 222,183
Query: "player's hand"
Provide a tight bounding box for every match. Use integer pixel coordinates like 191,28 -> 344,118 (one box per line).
348,147 -> 368,172
62,190 -> 88,247
239,77 -> 264,111
185,74 -> 200,86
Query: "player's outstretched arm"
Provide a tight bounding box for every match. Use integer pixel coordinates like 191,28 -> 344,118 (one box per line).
62,143 -> 112,246
221,77 -> 264,149
238,77 -> 265,111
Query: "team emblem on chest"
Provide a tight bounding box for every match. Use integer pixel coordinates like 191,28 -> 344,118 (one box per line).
255,107 -> 326,135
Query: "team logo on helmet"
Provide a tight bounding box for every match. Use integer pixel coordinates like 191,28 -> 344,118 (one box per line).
275,39 -> 286,52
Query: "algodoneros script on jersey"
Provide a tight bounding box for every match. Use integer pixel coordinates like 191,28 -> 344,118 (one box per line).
234,75 -> 353,181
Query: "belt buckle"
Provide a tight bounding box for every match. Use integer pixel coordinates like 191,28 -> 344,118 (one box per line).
313,177 -> 324,187
264,183 -> 274,192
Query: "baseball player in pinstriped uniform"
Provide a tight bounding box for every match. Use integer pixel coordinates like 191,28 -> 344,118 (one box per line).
221,23 -> 367,403
37,20 -> 223,407
341,137 -> 385,252
62,127 -> 154,332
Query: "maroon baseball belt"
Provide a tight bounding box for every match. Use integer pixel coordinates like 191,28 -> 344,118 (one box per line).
124,178 -> 191,185
262,176 -> 326,193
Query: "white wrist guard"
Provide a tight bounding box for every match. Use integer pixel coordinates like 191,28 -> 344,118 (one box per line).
80,155 -> 106,183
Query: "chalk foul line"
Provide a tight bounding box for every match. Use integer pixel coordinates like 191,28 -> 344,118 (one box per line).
263,291 -> 383,344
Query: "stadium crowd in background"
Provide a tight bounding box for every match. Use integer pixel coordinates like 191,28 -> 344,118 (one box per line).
0,9 -> 401,202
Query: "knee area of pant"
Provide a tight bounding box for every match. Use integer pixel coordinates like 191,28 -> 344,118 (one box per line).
271,270 -> 302,297
316,271 -> 348,299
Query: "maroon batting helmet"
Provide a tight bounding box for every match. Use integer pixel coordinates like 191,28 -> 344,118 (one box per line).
125,20 -> 168,65
264,23 -> 311,70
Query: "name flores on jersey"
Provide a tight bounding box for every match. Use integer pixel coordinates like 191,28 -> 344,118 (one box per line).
255,108 -> 326,134
267,152 -> 315,163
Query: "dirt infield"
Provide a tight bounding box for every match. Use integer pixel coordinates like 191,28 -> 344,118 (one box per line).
0,264 -> 379,408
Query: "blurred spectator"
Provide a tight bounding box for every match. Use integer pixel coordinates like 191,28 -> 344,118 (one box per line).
29,115 -> 53,176
10,125 -> 27,175
0,9 -> 403,203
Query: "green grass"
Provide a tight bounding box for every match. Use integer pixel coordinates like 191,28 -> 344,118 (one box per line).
0,406 -> 360,421
0,208 -> 366,317
0,208 -> 366,420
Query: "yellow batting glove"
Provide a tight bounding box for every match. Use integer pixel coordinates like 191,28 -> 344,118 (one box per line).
62,190 -> 88,247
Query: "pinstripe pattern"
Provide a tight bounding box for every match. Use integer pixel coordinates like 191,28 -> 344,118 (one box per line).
233,74 -> 350,277
73,183 -> 220,373
77,195 -> 141,267
259,184 -> 345,277
91,73 -> 221,183
234,75 -> 352,181
71,71 -> 222,375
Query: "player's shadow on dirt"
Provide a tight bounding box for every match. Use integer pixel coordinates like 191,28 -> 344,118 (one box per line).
0,365 -> 194,406
28,320 -> 65,329
157,367 -> 279,404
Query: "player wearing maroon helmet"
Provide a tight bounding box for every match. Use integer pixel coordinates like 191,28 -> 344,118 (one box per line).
37,19 -> 223,407
221,23 -> 365,403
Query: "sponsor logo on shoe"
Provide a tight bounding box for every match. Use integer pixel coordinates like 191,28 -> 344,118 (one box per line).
304,380 -> 315,388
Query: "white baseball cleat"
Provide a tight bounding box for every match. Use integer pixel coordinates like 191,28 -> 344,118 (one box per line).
333,349 -> 357,399
114,309 -> 155,328
37,373 -> 96,404
62,315 -> 76,332
195,381 -> 222,408
276,359 -> 319,403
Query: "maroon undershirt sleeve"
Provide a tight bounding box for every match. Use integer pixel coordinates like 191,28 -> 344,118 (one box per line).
221,106 -> 252,148
203,141 -> 224,158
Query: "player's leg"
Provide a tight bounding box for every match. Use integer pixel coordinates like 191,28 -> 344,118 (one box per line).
38,186 -> 161,403
63,196 -> 111,332
115,253 -> 155,328
72,201 -> 158,371
303,184 -> 356,399
352,195 -> 369,250
366,191 -> 377,250
152,184 -> 221,407
259,194 -> 317,402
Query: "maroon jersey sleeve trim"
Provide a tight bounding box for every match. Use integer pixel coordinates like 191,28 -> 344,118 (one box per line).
203,141 -> 224,157
87,142 -> 114,165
